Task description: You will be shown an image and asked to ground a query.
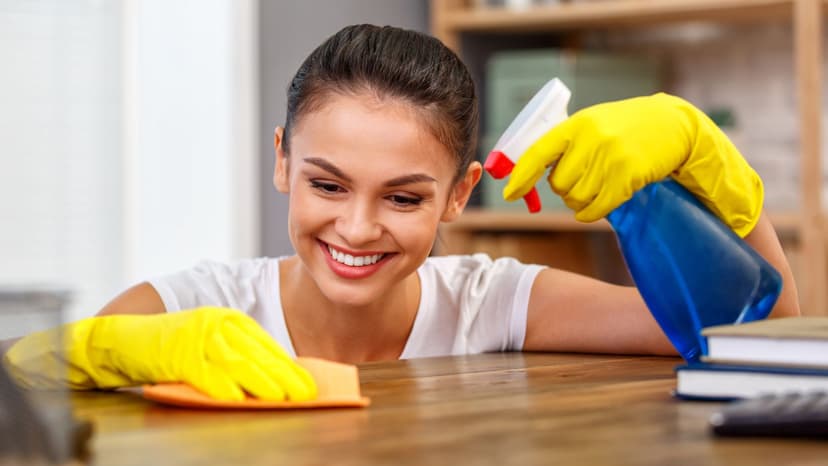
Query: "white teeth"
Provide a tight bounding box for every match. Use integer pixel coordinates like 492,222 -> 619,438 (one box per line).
328,245 -> 383,267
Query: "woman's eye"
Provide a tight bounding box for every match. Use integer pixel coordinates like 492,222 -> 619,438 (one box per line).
309,180 -> 344,194
388,195 -> 423,207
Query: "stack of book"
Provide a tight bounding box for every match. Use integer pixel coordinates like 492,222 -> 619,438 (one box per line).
675,317 -> 828,400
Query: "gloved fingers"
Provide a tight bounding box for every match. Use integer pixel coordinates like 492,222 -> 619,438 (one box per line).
225,315 -> 317,399
576,161 -> 661,221
545,135 -> 592,198
553,172 -> 591,214
227,312 -> 294,361
503,120 -> 572,202
574,183 -> 622,222
548,111 -> 637,196
206,326 -> 290,400
186,363 -> 247,401
223,358 -> 289,401
221,321 -> 317,401
284,363 -> 317,401
255,356 -> 317,401
550,137 -> 610,215
562,194 -> 595,219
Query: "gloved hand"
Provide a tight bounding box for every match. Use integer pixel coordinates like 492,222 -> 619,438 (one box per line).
2,307 -> 317,402
503,93 -> 764,237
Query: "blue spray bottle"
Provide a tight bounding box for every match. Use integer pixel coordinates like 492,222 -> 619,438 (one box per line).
484,79 -> 782,362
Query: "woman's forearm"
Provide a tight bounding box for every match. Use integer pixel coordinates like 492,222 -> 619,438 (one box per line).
743,211 -> 801,318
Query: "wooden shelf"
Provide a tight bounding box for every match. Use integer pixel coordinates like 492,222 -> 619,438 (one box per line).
443,209 -> 612,232
432,0 -> 826,314
768,212 -> 808,235
444,209 -> 804,235
442,0 -> 796,33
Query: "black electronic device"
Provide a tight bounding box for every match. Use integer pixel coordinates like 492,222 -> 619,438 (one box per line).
710,391 -> 828,438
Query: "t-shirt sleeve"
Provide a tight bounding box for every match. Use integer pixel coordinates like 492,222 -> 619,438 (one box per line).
471,255 -> 544,352
440,254 -> 543,354
147,259 -> 270,313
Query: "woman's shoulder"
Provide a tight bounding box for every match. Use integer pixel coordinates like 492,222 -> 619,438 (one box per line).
412,254 -> 544,354
174,256 -> 288,283
422,253 -> 528,270
147,256 -> 291,314
421,253 -> 540,285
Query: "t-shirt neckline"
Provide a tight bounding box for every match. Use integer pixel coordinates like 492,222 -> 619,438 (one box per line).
272,257 -> 427,360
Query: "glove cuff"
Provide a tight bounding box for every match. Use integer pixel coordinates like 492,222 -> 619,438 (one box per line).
674,104 -> 764,238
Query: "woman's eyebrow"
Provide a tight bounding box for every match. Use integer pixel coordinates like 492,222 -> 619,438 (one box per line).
384,174 -> 437,187
303,157 -> 350,181
303,157 -> 437,187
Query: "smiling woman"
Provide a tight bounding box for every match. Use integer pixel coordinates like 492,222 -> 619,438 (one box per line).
273,90 -> 476,310
3,23 -> 799,403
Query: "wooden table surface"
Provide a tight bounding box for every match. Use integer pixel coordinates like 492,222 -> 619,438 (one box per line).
71,353 -> 828,466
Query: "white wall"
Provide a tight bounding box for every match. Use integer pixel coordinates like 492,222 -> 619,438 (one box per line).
0,0 -> 258,330
122,0 -> 259,284
0,1 -> 123,327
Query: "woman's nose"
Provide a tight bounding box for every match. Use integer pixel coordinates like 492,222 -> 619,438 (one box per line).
335,199 -> 383,246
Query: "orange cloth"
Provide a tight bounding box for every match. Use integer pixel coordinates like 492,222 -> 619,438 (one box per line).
142,357 -> 370,409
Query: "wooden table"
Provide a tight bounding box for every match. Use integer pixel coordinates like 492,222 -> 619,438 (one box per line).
70,353 -> 828,466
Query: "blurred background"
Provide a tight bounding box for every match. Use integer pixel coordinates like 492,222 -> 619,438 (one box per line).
0,0 -> 824,329
0,0 -> 426,327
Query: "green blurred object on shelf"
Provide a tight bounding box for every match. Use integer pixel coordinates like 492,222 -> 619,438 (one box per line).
482,49 -> 663,211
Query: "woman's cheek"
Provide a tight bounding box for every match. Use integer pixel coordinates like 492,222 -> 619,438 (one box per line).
391,211 -> 441,245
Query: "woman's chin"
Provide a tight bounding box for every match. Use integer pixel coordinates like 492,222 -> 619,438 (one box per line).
319,286 -> 381,308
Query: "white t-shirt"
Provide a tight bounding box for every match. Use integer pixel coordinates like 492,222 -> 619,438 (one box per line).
148,254 -> 544,359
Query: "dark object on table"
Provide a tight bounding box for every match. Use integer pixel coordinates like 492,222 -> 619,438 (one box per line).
0,361 -> 93,464
710,391 -> 828,438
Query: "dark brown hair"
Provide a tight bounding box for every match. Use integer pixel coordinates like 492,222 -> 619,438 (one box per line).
282,24 -> 478,181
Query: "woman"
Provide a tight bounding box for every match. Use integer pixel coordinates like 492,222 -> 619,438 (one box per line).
3,24 -> 799,402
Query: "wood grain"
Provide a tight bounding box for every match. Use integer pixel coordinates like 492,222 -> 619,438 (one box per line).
68,353 -> 828,466
440,0 -> 796,33
794,0 -> 826,316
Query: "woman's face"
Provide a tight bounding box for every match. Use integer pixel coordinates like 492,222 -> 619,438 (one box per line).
274,92 -> 479,307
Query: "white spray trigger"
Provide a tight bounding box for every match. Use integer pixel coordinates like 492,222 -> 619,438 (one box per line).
484,78 -> 571,213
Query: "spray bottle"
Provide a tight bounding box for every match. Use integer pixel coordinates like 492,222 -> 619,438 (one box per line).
484,80 -> 782,362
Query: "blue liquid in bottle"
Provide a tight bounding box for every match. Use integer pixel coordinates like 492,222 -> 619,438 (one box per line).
606,179 -> 782,362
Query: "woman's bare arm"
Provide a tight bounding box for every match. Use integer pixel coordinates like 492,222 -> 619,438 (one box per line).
1,283 -> 166,356
741,212 -> 800,318
523,210 -> 800,354
96,282 -> 167,316
523,269 -> 673,355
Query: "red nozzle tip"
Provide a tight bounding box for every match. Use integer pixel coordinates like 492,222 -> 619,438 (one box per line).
524,188 -> 541,213
484,150 -> 515,179
486,150 -> 540,212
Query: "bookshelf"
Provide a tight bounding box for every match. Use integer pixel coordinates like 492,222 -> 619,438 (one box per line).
431,0 -> 825,315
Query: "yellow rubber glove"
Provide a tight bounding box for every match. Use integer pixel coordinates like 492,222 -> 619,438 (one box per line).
503,93 -> 763,237
2,307 -> 317,402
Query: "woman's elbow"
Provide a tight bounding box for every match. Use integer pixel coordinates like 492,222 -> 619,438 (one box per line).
769,281 -> 801,318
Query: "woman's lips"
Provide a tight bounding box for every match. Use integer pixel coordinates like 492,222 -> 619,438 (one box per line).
318,240 -> 392,279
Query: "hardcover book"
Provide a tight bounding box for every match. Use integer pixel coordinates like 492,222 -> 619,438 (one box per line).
675,362 -> 828,401
701,317 -> 828,368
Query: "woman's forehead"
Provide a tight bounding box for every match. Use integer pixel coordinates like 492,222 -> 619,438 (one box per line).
296,91 -> 424,133
290,93 -> 456,176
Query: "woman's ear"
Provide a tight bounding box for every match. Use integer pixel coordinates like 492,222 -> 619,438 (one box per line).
273,127 -> 289,193
441,161 -> 482,222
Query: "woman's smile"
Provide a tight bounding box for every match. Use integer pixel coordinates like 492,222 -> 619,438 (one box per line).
318,240 -> 395,279
274,90 -> 460,307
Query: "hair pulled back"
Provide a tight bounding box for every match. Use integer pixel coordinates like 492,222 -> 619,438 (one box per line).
283,24 -> 478,180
